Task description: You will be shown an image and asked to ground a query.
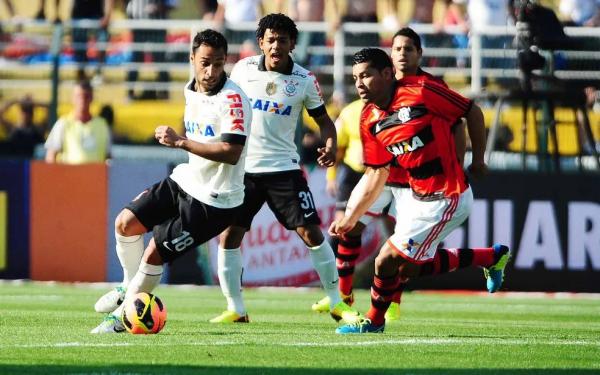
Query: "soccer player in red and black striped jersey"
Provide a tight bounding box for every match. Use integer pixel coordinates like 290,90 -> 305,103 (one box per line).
330,48 -> 511,334
314,28 -> 467,321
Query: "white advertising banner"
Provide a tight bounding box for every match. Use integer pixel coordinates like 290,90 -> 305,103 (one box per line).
208,167 -> 384,286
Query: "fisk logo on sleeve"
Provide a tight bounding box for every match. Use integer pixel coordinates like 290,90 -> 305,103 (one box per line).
227,93 -> 245,132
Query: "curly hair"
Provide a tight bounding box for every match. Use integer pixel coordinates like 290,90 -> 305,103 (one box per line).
256,13 -> 298,42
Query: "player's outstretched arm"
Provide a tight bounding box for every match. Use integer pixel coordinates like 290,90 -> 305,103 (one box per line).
155,125 -> 243,165
465,103 -> 488,179
313,113 -> 337,167
328,166 -> 389,237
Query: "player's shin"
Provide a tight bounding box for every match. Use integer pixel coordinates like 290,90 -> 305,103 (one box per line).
217,246 -> 246,315
115,231 -> 144,285
365,273 -> 400,326
113,261 -> 163,318
336,235 -> 361,297
308,241 -> 342,306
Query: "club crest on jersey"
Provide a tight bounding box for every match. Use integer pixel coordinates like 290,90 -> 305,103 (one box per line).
250,98 -> 292,116
402,239 -> 421,255
283,79 -> 299,97
398,107 -> 412,123
266,82 -> 277,96
386,135 -> 425,156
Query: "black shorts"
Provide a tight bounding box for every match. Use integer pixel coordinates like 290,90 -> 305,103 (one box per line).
233,170 -> 321,230
126,178 -> 239,263
335,163 -> 363,211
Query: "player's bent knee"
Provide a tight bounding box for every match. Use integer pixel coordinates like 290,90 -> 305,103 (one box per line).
115,209 -> 146,237
374,244 -> 401,275
296,225 -> 324,247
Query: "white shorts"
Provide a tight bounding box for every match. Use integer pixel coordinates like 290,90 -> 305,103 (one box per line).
387,188 -> 473,264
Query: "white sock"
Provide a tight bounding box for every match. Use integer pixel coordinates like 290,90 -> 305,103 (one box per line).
112,261 -> 163,317
115,231 -> 144,286
308,241 -> 342,307
217,247 -> 246,315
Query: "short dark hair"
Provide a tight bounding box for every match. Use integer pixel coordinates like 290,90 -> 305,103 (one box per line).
19,97 -> 34,115
256,13 -> 298,42
192,29 -> 228,54
352,48 -> 393,71
392,27 -> 422,51
75,80 -> 93,92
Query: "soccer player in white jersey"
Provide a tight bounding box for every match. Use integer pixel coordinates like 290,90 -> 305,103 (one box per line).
210,13 -> 360,324
91,29 -> 252,333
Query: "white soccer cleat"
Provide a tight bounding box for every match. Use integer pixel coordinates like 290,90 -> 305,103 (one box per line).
90,314 -> 126,334
94,286 -> 126,313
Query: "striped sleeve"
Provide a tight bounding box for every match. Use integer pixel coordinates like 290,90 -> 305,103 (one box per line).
422,81 -> 473,123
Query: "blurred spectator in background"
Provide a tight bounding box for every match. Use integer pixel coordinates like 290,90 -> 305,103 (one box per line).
214,0 -> 263,59
467,0 -> 514,81
276,0 -> 328,68
0,95 -> 48,158
331,0 -> 384,48
443,0 -> 469,68
197,0 -> 218,20
99,103 -> 132,144
126,0 -> 175,100
559,0 -> 600,26
325,98 -> 364,206
71,0 -> 114,83
36,0 -> 62,23
1,0 -> 15,19
45,81 -> 111,164
1,0 -> 22,32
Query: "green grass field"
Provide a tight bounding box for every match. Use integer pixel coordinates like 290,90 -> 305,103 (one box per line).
1,282 -> 599,375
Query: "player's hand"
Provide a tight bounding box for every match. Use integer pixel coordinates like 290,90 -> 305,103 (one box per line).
467,160 -> 488,180
328,216 -> 357,237
155,126 -> 184,147
317,146 -> 335,167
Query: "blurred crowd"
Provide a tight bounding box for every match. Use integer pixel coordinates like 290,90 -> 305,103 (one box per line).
0,0 -> 599,162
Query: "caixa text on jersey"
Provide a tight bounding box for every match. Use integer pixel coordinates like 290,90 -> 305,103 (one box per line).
250,98 -> 293,116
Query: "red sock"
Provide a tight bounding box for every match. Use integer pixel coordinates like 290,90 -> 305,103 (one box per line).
471,247 -> 496,268
365,273 -> 400,326
420,248 -> 496,276
336,235 -> 361,296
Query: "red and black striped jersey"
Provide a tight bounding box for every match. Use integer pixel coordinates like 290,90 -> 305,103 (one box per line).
360,75 -> 472,198
385,69 -> 448,188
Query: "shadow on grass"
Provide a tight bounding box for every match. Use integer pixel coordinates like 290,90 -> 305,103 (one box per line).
0,366 -> 596,375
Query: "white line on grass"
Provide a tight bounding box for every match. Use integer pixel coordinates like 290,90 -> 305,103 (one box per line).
3,337 -> 599,349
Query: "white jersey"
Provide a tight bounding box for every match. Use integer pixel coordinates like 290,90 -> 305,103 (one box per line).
230,55 -> 326,173
169,77 -> 252,209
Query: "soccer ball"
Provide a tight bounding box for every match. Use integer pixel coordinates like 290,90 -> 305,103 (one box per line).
121,292 -> 167,334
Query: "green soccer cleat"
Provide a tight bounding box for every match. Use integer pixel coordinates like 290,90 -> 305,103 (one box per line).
484,244 -> 512,293
384,302 -> 401,321
311,296 -> 330,313
335,318 -> 384,334
90,314 -> 126,334
311,292 -> 354,313
330,301 -> 361,324
94,286 -> 126,313
209,310 -> 250,323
